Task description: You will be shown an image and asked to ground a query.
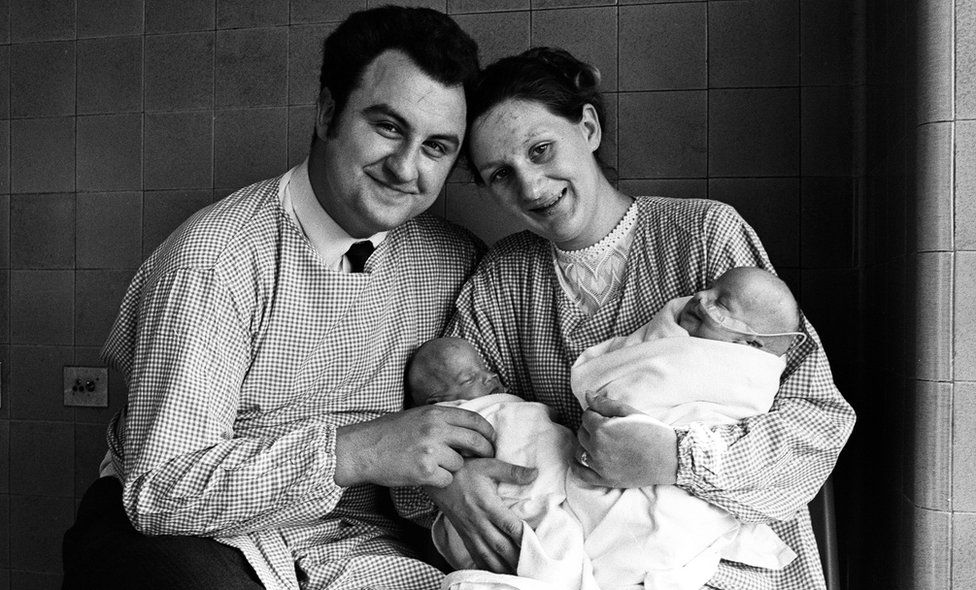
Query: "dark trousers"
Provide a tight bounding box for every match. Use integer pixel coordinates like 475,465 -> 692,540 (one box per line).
62,477 -> 265,590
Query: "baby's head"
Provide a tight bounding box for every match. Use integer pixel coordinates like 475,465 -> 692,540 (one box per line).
406,337 -> 506,406
677,267 -> 803,356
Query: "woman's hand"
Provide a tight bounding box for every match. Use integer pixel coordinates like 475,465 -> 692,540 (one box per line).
425,458 -> 537,573
574,392 -> 679,488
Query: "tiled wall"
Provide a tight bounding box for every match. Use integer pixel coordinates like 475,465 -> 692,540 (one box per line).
0,0 -> 860,587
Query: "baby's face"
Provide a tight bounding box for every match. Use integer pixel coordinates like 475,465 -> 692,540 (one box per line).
425,345 -> 505,404
677,276 -> 763,344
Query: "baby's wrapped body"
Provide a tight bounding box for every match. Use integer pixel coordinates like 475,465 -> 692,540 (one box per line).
435,298 -> 797,590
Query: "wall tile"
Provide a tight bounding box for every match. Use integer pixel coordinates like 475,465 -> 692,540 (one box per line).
287,24 -> 336,106
957,121 -> 976,250
0,196 -> 7,269
143,190 -> 214,257
619,3 -> 705,91
144,112 -> 213,190
533,0 -> 613,6
72,346 -> 127,424
915,251 -> 952,381
291,0 -> 365,24
10,42 -> 75,118
916,0 -> 954,124
799,0 -> 853,86
0,0 -> 8,43
532,7 -> 617,90
618,91 -> 707,178
77,115 -> 143,192
0,271 -> 6,346
8,346 -> 74,421
708,0 -> 798,88
954,511 -> 976,588
217,0 -> 287,29
0,46 -> 8,119
799,268 -> 858,365
146,0 -> 214,33
915,122 -> 954,252
145,32 -> 215,112
10,118 -> 75,194
9,0 -> 74,42
709,177 -> 800,269
9,270 -> 73,346
76,193 -> 142,269
449,0 -> 527,11
445,183 -> 525,246
9,494 -> 74,573
959,0 -> 976,118
0,423 -> 7,493
366,1 -> 448,12
9,421 -> 73,497
9,571 -> 61,590
76,269 -> 132,346
800,177 -> 855,268
288,106 -> 316,169
453,11 -> 530,66
214,108 -> 288,189
215,28 -> 288,108
0,495 -> 7,570
77,37 -> 143,114
708,88 -> 799,177
0,122 -> 8,195
77,0 -> 144,37
9,193 -> 74,269
800,86 -> 853,177
904,379 -> 952,510
954,381 -> 976,510
957,252 -> 976,381
598,92 -> 618,171
74,423 -> 108,498
906,500 -> 951,590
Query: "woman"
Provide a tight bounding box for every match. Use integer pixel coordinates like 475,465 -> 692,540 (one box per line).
418,48 -> 855,590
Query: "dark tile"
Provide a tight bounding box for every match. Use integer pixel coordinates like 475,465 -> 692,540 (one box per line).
801,86 -> 853,177
445,183 -> 522,246
9,270 -> 73,346
145,32 -> 215,112
708,177 -> 800,268
532,7 -> 617,90
217,0 -> 287,28
533,0 -> 611,6
214,108 -> 288,189
708,88 -> 799,177
800,267 -> 858,368
9,193 -> 74,269
0,497 -> 7,574
215,28 -> 288,108
9,494 -> 75,573
10,0 -> 74,42
143,190 -> 213,257
288,105 -> 316,168
598,91 -> 617,171
0,46 -> 8,119
800,0 -> 853,86
77,0 -> 144,37
77,37 -> 143,114
288,24 -> 336,106
290,0 -> 366,24
0,0 -> 8,43
367,0 -> 445,8
452,10 -> 530,66
448,0 -> 528,12
800,177 -> 855,268
73,346 -> 127,424
0,195 -> 8,268
9,570 -> 62,590
77,115 -> 143,192
708,0 -> 799,88
10,42 -> 75,117
76,193 -> 142,269
75,270 -> 136,348
0,270 -> 7,346
144,112 -> 213,190
8,346 -> 75,421
146,0 -> 214,33
618,179 -> 707,199
10,421 -> 73,496
75,423 -> 109,497
10,118 -> 75,194
620,3 -> 706,91
0,122 -> 8,195
0,348 -> 8,419
0,423 -> 7,493
618,91 -> 707,178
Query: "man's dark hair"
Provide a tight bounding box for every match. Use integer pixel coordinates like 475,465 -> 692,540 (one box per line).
319,5 -> 480,125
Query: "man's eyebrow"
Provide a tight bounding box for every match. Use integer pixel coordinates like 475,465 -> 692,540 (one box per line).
362,103 -> 460,147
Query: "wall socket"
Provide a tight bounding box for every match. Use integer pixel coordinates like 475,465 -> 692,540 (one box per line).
64,366 -> 109,408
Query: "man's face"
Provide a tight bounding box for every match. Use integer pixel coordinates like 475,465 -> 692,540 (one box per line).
313,49 -> 467,238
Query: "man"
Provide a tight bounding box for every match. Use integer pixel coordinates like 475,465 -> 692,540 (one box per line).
62,7 -> 532,589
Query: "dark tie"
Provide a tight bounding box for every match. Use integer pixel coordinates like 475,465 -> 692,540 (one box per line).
345,240 -> 374,273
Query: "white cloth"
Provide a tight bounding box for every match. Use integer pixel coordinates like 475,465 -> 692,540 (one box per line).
433,298 -> 796,590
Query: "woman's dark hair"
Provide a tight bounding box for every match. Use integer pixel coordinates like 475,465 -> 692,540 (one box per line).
464,47 -> 606,184
319,5 -> 480,126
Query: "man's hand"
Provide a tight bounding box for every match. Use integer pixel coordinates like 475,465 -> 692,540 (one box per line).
574,392 -> 678,488
426,458 -> 537,574
334,405 -> 495,488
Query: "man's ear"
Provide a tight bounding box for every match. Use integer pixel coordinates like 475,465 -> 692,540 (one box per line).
580,103 -> 603,152
315,87 -> 336,140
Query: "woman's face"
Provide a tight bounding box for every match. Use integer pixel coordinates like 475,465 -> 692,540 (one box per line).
470,98 -> 607,250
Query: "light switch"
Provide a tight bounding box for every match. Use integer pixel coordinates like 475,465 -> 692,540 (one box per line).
64,366 -> 109,407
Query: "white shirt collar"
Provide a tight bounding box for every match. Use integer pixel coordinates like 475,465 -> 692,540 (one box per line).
282,158 -> 386,271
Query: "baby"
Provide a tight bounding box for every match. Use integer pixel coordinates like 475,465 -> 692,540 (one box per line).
410,267 -> 805,590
